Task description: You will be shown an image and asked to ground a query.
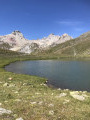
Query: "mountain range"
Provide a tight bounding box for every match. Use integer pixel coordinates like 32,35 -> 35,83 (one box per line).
0,30 -> 90,57
0,31 -> 72,54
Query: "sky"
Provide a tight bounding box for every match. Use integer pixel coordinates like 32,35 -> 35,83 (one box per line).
0,0 -> 90,39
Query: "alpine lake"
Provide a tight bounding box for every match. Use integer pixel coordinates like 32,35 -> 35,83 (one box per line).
5,59 -> 90,92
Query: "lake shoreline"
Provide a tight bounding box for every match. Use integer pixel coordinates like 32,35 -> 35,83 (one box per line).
0,56 -> 90,119
4,58 -> 90,92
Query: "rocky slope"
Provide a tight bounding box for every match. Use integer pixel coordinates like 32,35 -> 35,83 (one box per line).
0,31 -> 28,51
36,31 -> 90,57
0,31 -> 72,54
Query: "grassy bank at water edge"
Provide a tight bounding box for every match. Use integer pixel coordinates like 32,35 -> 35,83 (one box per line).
0,57 -> 90,120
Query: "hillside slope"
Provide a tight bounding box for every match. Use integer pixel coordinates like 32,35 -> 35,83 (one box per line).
32,31 -> 90,57
0,48 -> 25,58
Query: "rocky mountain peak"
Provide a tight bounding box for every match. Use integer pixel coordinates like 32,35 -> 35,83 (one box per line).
47,33 -> 60,40
49,33 -> 55,36
12,30 -> 21,34
47,33 -> 56,39
62,33 -> 69,37
0,31 -> 73,54
61,33 -> 73,39
12,30 -> 24,38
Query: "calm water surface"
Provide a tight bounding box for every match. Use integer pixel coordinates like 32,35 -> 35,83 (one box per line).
5,60 -> 90,91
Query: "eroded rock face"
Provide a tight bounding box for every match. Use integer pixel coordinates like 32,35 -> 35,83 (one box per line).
0,31 -> 28,51
0,31 -> 73,54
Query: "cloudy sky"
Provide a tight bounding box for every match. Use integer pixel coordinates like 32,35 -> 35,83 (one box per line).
0,0 -> 90,39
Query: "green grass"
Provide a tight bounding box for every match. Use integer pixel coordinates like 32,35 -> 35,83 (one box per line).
0,51 -> 90,119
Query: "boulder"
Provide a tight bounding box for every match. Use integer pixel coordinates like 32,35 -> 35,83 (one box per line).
0,108 -> 12,115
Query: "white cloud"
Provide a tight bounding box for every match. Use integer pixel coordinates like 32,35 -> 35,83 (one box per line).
58,20 -> 83,26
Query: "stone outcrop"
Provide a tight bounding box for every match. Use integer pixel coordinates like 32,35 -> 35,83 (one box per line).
70,91 -> 88,101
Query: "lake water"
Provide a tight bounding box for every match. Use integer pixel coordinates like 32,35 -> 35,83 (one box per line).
5,60 -> 90,91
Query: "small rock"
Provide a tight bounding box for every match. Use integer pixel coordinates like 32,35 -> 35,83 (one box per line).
64,89 -> 69,91
51,93 -> 54,95
15,99 -> 21,102
55,93 -> 67,98
9,83 -> 16,87
48,104 -> 54,107
14,91 -> 19,94
63,99 -> 70,104
30,102 -> 37,105
70,91 -> 85,101
38,101 -> 43,105
4,101 -> 8,103
8,77 -> 13,80
49,110 -> 54,115
16,117 -> 23,120
71,94 -> 85,101
0,108 -> 12,115
82,94 -> 88,97
35,93 -> 41,95
83,91 -> 87,94
23,83 -> 27,86
45,80 -> 48,83
60,93 -> 67,97
40,83 -> 47,86
0,103 -> 2,106
3,83 -> 9,87
57,88 -> 61,90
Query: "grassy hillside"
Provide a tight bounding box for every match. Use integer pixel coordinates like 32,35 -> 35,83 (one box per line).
32,31 -> 90,57
0,48 -> 23,57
